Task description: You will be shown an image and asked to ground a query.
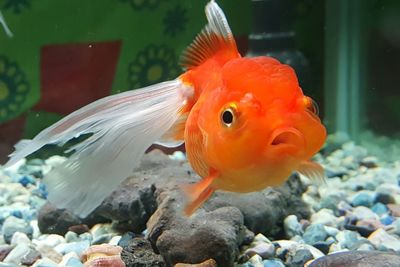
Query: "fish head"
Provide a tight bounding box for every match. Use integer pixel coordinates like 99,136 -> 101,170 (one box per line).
197,57 -> 326,174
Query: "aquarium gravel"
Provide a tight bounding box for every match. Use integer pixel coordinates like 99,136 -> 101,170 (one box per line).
0,135 -> 400,266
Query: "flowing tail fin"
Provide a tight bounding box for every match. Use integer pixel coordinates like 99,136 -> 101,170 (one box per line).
0,10 -> 13,37
6,79 -> 193,217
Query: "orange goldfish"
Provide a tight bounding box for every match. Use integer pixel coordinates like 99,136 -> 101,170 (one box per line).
5,0 -> 326,217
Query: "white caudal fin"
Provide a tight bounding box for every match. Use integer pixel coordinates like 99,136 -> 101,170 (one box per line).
6,79 -> 193,217
0,10 -> 13,37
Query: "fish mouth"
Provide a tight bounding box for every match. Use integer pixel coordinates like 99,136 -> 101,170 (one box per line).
269,127 -> 304,149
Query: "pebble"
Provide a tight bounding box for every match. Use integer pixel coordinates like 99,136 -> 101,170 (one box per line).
31,257 -> 59,267
323,226 -> 339,237
283,215 -> 303,238
380,215 -> 395,225
274,240 -> 324,259
35,244 -> 63,263
262,259 -> 285,267
34,234 -> 66,248
351,206 -> 379,221
54,240 -> 90,256
371,202 -> 388,215
286,248 -> 314,267
248,254 -> 263,267
20,248 -> 41,266
10,232 -> 31,245
351,192 -> 373,207
245,243 -> 275,259
0,245 -> 14,261
360,156 -> 378,168
374,192 -> 395,205
386,218 -> 400,235
336,230 -> 365,250
387,203 -> 400,217
68,224 -> 90,235
65,231 -> 80,243
1,216 -> 33,243
59,252 -> 83,267
319,195 -> 341,211
253,233 -> 272,244
303,224 -> 328,245
310,209 -> 339,226
368,228 -> 400,251
3,243 -> 30,264
0,264 -> 18,267
312,241 -> 332,255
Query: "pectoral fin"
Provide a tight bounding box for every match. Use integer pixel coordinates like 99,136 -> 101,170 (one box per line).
297,160 -> 326,184
181,172 -> 217,216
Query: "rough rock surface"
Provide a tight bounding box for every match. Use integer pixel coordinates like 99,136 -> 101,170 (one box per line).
147,180 -> 249,266
121,237 -> 165,267
37,203 -> 109,235
203,173 -> 310,236
308,251 -> 400,267
37,151 -> 310,265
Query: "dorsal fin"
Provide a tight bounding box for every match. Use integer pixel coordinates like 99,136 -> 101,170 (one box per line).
180,0 -> 239,70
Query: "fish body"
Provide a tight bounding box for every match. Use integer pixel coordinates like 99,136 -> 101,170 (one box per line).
5,0 -> 326,217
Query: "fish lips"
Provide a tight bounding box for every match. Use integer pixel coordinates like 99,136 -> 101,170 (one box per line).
268,127 -> 305,154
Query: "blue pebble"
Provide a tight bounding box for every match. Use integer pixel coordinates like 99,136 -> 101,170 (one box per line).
263,259 -> 285,267
371,202 -> 388,215
11,210 -> 23,219
35,183 -> 48,199
65,257 -> 84,267
118,232 -> 136,248
18,175 -> 36,187
0,263 -> 19,267
303,224 -> 328,245
55,240 -> 90,256
351,192 -> 373,207
241,263 -> 255,267
380,215 -> 395,225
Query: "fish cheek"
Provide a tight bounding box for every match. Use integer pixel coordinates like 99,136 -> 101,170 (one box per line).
292,110 -> 326,159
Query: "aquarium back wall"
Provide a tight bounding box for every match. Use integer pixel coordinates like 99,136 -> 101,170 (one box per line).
0,0 -> 250,163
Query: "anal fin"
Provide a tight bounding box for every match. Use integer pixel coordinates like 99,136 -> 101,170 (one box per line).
181,172 -> 217,216
297,161 -> 326,184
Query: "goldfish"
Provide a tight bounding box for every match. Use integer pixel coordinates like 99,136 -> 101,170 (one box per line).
5,0 -> 326,217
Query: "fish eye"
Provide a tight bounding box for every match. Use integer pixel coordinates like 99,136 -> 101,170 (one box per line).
221,107 -> 235,127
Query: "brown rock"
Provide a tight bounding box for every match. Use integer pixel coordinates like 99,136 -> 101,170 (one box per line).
174,259 -> 217,267
387,204 -> 400,217
68,224 -> 90,234
20,249 -> 42,266
308,251 -> 400,267
121,237 -> 165,267
0,245 -> 14,262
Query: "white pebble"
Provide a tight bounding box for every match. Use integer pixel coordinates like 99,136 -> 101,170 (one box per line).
368,228 -> 400,251
31,257 -> 59,267
310,208 -> 339,226
284,215 -> 303,238
3,243 -> 30,264
34,234 -> 66,248
248,254 -> 263,267
10,232 -> 31,245
59,251 -> 80,265
352,206 -> 379,221
253,233 -> 271,244
109,235 -> 122,246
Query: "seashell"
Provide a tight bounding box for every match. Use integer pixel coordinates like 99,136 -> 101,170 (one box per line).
81,243 -> 125,267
